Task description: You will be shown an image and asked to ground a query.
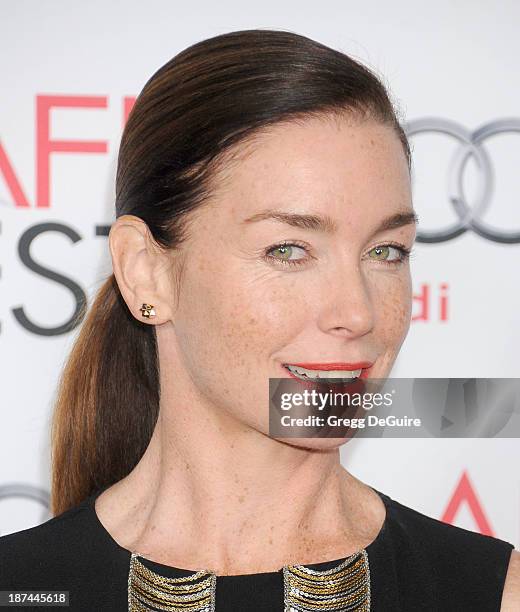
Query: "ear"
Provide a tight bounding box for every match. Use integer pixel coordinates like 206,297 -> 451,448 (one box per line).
109,214 -> 175,325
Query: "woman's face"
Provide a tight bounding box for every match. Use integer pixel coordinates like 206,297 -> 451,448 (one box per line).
163,115 -> 416,445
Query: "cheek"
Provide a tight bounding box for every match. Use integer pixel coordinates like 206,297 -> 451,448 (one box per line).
173,263 -> 310,430
177,257 -> 308,377
372,271 -> 412,347
220,276 -> 309,367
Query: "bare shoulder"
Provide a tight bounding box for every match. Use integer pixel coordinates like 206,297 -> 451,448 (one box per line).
501,549 -> 520,611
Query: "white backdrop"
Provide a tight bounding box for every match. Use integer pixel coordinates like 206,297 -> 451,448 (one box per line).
1,0 -> 519,548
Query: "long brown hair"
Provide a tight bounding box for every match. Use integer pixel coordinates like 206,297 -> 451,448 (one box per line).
50,28 -> 411,515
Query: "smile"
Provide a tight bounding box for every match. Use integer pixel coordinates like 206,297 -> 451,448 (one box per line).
283,364 -> 363,383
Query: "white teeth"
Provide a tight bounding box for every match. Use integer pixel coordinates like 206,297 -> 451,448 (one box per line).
285,365 -> 362,382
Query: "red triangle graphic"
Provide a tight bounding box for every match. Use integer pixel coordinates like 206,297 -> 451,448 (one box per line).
440,470 -> 494,536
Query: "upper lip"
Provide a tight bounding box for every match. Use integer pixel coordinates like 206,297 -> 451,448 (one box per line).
283,361 -> 373,370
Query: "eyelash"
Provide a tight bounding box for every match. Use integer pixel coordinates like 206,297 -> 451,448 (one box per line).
263,240 -> 414,268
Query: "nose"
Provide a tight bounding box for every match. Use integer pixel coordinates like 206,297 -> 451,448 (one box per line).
317,265 -> 375,338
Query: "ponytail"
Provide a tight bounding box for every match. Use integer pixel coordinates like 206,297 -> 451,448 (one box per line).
50,275 -> 159,515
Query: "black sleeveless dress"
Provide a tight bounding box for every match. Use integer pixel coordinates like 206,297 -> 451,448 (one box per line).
0,484 -> 514,611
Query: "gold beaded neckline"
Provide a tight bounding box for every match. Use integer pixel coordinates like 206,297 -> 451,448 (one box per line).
128,548 -> 371,611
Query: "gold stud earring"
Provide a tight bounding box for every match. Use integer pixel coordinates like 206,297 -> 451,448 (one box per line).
140,303 -> 156,318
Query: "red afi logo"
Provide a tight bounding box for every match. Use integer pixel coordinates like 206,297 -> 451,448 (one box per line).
0,94 -> 136,208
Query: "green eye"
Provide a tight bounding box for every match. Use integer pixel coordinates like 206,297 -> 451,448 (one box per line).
272,245 -> 293,259
369,245 -> 391,260
265,242 -> 308,267
367,244 -> 410,265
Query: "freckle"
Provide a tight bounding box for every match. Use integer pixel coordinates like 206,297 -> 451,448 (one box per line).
238,495 -> 245,503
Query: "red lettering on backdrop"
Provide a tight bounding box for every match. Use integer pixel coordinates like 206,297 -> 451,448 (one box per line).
0,142 -> 30,208
123,97 -> 136,126
412,283 -> 450,322
412,284 -> 429,321
36,95 -> 108,208
441,470 -> 494,536
439,283 -> 449,321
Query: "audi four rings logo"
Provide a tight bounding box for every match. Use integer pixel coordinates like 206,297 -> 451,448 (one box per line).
0,483 -> 50,536
405,118 -> 520,244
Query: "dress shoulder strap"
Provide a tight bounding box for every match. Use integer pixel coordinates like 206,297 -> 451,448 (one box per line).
379,494 -> 514,611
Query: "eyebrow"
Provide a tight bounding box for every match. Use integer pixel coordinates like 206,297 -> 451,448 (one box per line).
241,208 -> 419,236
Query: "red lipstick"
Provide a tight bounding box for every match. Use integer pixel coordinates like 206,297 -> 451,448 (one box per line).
286,362 -> 373,370
283,361 -> 374,380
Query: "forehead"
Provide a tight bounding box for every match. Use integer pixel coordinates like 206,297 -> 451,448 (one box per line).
210,115 -> 411,223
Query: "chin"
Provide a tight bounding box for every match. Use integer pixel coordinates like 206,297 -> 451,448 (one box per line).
274,436 -> 356,451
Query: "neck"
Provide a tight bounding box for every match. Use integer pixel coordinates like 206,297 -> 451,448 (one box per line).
95,348 -> 382,575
